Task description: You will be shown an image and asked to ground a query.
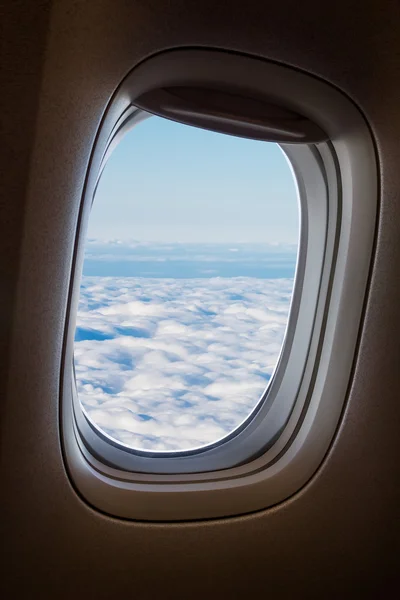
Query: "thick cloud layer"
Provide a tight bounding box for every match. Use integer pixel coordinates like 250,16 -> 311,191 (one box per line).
75,275 -> 293,451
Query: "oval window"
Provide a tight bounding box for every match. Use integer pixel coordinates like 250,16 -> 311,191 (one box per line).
74,116 -> 299,452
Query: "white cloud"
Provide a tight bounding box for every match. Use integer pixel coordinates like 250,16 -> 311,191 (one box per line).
74,276 -> 293,452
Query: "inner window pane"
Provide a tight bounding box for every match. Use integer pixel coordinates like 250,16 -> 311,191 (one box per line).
74,116 -> 299,452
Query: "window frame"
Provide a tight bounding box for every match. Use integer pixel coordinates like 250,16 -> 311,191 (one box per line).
71,127 -> 327,473
61,49 -> 377,520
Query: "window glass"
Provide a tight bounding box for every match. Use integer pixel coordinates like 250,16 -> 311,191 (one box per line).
74,116 -> 299,452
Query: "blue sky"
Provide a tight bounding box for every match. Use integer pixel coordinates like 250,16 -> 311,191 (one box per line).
88,116 -> 299,244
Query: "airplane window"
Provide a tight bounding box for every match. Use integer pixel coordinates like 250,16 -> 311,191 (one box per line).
65,50 -> 377,520
74,115 -> 299,452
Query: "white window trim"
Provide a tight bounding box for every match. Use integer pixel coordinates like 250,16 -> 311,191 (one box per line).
61,49 -> 377,520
